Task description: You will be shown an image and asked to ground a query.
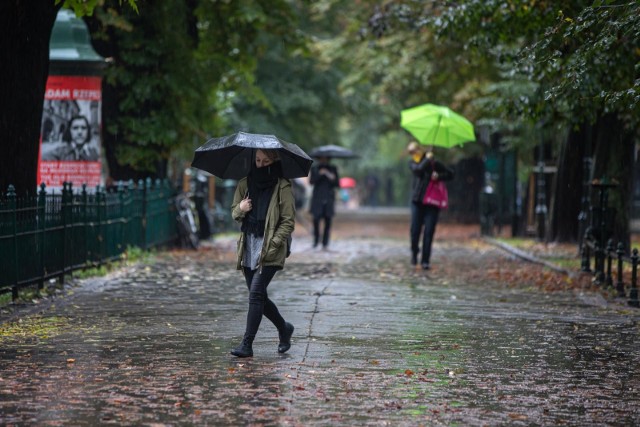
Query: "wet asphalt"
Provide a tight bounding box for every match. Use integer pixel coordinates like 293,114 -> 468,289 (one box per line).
1,211 -> 639,426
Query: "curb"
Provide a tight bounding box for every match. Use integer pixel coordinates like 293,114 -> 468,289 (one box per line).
483,237 -> 578,278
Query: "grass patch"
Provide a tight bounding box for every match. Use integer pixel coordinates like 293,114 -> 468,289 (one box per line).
1,245 -> 157,308
0,315 -> 70,341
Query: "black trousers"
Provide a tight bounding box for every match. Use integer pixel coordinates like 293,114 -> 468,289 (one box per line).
242,266 -> 286,338
410,203 -> 440,265
313,215 -> 333,248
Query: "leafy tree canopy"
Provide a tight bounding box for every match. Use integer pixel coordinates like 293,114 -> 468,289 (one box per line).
85,0 -> 306,178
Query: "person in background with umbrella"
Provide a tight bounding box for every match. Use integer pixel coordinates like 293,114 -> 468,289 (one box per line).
407,141 -> 455,270
309,156 -> 340,250
229,149 -> 295,358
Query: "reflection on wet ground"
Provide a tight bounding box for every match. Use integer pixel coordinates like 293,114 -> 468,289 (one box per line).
1,234 -> 639,425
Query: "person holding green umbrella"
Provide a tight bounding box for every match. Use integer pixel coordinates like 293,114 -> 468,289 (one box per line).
401,103 -> 472,269
400,103 -> 476,149
407,141 -> 455,270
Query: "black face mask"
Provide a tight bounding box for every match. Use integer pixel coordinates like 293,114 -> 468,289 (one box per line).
243,161 -> 281,236
249,161 -> 282,189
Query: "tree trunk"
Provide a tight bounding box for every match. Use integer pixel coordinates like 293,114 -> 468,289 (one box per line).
591,113 -> 634,251
549,123 -> 588,242
0,1 -> 61,196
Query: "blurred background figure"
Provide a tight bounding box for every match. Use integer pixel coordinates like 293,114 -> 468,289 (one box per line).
309,156 -> 339,250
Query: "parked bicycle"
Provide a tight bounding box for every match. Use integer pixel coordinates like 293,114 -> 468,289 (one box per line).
175,192 -> 199,249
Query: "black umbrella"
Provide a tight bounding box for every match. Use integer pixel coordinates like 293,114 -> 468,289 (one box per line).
309,144 -> 358,159
191,131 -> 313,179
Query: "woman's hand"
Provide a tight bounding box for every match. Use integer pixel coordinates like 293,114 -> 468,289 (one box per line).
239,194 -> 252,212
431,171 -> 439,180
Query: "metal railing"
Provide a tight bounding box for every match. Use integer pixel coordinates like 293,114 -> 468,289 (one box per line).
581,238 -> 639,308
0,179 -> 177,300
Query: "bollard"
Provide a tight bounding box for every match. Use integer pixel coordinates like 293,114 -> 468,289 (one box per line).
629,249 -> 639,308
616,243 -> 625,298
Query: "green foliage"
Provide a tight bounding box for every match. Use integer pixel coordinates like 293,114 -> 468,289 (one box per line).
88,0 -> 305,176
89,1 -> 209,174
525,2 -> 640,126
229,32 -> 344,151
312,0 -> 639,196
59,0 -> 137,17
420,0 -> 640,129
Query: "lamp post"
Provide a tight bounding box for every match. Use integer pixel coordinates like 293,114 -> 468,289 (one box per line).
535,144 -> 547,241
577,156 -> 592,253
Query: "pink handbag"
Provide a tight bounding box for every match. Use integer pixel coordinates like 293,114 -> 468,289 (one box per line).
422,179 -> 449,208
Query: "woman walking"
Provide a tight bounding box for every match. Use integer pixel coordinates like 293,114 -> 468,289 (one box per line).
407,142 -> 454,270
230,149 -> 295,358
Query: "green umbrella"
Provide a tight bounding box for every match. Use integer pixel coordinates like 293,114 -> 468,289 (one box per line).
400,103 -> 475,148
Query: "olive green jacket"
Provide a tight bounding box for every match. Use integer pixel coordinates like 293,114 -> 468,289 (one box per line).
231,177 -> 295,270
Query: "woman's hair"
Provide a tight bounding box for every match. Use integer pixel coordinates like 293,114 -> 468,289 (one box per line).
407,141 -> 422,154
258,149 -> 281,162
62,115 -> 91,144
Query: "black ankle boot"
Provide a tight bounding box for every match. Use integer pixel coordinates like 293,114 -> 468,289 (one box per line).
231,335 -> 254,358
278,322 -> 294,354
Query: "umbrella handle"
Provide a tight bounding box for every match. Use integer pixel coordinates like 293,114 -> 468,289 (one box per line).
432,115 -> 442,147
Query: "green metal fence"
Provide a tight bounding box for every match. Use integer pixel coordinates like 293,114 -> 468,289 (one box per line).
0,179 -> 177,300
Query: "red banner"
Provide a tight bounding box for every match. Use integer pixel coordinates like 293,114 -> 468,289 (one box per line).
38,75 -> 103,192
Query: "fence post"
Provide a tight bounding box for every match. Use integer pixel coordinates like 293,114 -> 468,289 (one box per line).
82,184 -> 88,266
8,185 -> 18,301
605,239 -> 614,288
616,242 -> 625,298
581,230 -> 591,272
629,249 -> 639,308
97,186 -> 106,264
60,182 -> 71,285
594,237 -> 604,285
118,182 -> 125,256
38,183 -> 47,293
139,179 -> 147,250
126,180 -> 134,250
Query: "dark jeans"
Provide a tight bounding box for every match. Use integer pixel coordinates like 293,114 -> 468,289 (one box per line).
410,203 -> 440,265
242,266 -> 286,338
313,215 -> 333,248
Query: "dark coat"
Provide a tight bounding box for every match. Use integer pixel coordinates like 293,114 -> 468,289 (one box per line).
309,163 -> 339,218
231,178 -> 295,270
409,155 -> 455,204
49,143 -> 99,161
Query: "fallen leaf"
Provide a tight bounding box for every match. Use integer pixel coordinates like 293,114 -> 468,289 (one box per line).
508,413 -> 527,420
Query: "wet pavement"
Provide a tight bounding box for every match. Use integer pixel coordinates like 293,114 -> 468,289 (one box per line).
1,210 -> 639,426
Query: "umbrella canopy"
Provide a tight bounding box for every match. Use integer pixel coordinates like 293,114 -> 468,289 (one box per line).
191,131 -> 313,179
339,176 -> 356,189
309,144 -> 358,159
400,103 -> 475,148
